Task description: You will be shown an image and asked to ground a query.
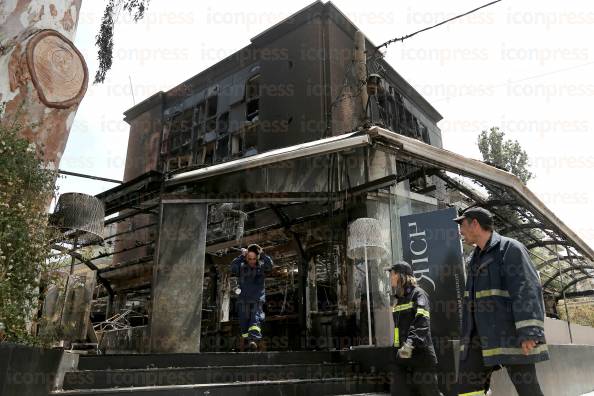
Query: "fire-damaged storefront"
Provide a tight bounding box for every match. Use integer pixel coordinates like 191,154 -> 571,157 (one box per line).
54,126 -> 594,395
92,123 -> 593,348
42,2 -> 594,395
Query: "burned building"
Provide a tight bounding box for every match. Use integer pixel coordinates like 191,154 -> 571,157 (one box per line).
100,0 -> 449,352
46,2 -> 594,394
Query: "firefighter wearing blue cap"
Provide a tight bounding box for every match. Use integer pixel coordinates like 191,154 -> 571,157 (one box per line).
230,244 -> 273,351
453,207 -> 547,395
386,261 -> 442,396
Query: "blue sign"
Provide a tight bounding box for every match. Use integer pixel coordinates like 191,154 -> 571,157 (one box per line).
399,207 -> 465,337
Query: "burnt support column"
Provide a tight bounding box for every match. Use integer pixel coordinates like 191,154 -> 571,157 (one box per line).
294,237 -> 309,349
365,196 -> 395,347
306,255 -> 318,332
216,269 -> 231,324
113,293 -> 127,314
150,202 -> 208,353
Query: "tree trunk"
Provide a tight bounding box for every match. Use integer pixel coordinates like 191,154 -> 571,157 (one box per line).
0,0 -> 87,169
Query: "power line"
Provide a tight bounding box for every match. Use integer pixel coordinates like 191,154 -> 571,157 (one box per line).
58,169 -> 122,184
376,0 -> 503,50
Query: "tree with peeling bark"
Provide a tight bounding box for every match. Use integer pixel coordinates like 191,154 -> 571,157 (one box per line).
0,0 -> 148,342
0,0 -> 149,170
0,0 -> 87,170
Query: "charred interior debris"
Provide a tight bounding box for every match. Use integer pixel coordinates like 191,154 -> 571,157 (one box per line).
43,1 -> 594,355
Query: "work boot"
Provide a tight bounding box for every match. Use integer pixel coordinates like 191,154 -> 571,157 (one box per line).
248,341 -> 258,351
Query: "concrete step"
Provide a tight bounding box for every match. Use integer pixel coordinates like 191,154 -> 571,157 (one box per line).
63,362 -> 356,390
335,394 -> 390,396
77,351 -> 343,370
52,376 -> 388,396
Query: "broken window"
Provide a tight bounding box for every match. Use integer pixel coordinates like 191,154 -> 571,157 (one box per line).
245,74 -> 260,122
231,133 -> 243,156
218,112 -> 229,134
419,124 -> 430,144
166,155 -> 191,172
205,95 -> 218,134
204,142 -> 215,165
167,157 -> 179,171
194,102 -> 206,142
169,108 -> 193,151
206,95 -> 218,118
377,90 -> 392,129
195,146 -> 205,165
405,110 -> 414,137
216,135 -> 229,162
397,102 -> 406,133
387,96 -> 397,131
160,121 -> 171,155
243,123 -> 258,152
178,155 -> 190,169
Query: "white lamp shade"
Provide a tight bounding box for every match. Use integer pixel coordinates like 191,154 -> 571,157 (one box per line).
346,217 -> 388,260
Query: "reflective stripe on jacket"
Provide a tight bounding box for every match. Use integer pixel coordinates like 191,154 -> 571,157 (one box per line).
460,232 -> 549,366
392,285 -> 437,367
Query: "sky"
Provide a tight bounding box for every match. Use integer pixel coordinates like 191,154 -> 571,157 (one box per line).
58,0 -> 594,248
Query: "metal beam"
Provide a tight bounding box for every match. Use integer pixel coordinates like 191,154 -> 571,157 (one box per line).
161,192 -> 332,204
369,126 -> 594,261
500,222 -> 552,235
162,175 -> 399,204
166,132 -> 371,187
104,204 -> 159,226
558,275 -> 594,297
537,256 -> 585,271
59,169 -> 122,184
542,265 -> 594,289
562,289 -> 594,299
526,240 -> 576,251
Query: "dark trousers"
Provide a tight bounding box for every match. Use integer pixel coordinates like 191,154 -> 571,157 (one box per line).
391,364 -> 442,396
237,300 -> 264,341
456,333 -> 544,396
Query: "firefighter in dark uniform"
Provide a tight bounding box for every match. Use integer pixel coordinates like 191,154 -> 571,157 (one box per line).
387,261 -> 442,396
230,244 -> 273,351
454,207 -> 548,396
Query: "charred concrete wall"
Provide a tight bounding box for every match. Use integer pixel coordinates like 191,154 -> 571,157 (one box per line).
121,2 -> 443,180
109,2 -> 445,325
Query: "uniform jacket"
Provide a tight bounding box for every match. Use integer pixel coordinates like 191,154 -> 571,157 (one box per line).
230,254 -> 273,302
391,285 -> 438,367
460,231 -> 549,366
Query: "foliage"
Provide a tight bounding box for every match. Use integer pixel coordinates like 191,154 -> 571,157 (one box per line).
94,0 -> 150,84
558,297 -> 594,328
477,126 -> 540,246
0,103 -> 57,344
478,126 -> 533,184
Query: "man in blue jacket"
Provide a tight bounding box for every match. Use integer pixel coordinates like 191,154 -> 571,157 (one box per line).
230,244 -> 273,351
454,207 -> 548,396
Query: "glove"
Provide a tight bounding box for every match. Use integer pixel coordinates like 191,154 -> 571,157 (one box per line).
398,341 -> 414,359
